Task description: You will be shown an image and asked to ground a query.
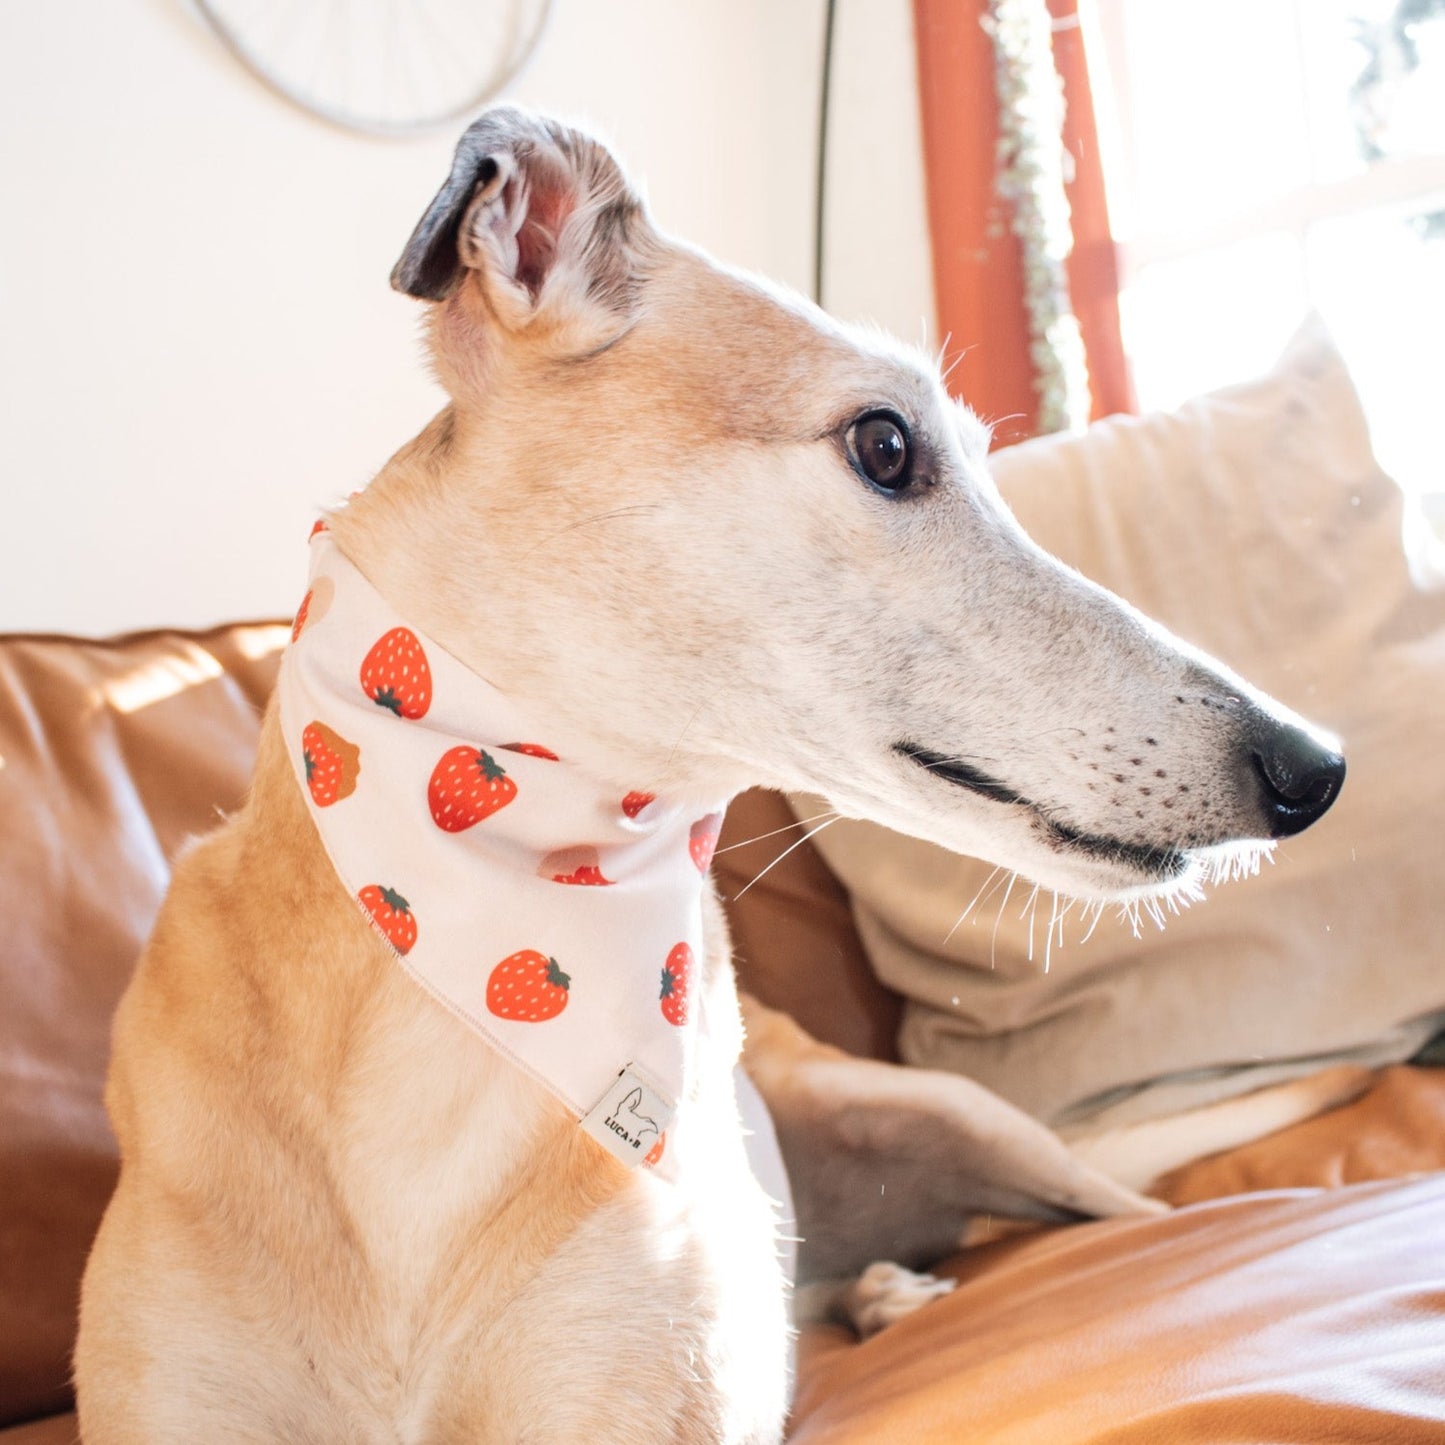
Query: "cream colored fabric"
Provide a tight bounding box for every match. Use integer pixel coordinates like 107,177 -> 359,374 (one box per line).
797,320 -> 1445,1133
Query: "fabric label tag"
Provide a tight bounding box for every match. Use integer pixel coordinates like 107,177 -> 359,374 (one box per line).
581,1066 -> 676,1169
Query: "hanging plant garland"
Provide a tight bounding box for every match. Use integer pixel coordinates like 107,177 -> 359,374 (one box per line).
986,0 -> 1092,435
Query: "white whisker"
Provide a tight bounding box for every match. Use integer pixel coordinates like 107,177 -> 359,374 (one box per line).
1021,883 -> 1042,963
732,816 -> 840,900
935,834 -> 1276,980
1119,897 -> 1142,939
714,808 -> 839,856
523,503 -> 663,561
990,872 -> 1018,969
943,865 -> 1005,945
1057,896 -> 1077,944
662,689 -> 727,779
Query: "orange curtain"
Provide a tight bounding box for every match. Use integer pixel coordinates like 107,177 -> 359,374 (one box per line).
913,0 -> 1134,448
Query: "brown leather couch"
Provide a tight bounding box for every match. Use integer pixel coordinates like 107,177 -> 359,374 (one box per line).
4,621 -> 1444,1442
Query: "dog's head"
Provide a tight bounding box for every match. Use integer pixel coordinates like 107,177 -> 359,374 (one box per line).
340,107 -> 1343,902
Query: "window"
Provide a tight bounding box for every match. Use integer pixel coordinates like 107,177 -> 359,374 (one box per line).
1088,0 -> 1445,519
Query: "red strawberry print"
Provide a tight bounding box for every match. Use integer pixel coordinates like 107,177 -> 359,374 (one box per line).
486,950 -> 571,1022
688,812 -> 723,873
501,742 -> 560,761
538,846 -> 614,887
556,864 -> 612,886
357,884 -> 417,955
309,518 -> 328,540
360,628 -> 432,719
660,942 -> 693,1027
291,589 -> 314,643
302,721 -> 360,806
291,575 -> 333,642
643,1132 -> 666,1168
428,746 -> 517,831
621,791 -> 656,819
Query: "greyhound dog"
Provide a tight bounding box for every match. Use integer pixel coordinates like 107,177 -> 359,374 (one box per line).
75,109 -> 1344,1443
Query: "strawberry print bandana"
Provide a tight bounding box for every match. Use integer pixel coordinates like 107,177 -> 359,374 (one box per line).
277,531 -> 726,1177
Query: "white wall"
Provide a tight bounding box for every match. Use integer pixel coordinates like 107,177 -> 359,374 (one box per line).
0,0 -> 932,635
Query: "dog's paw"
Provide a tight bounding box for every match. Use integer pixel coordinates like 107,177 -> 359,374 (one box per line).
842,1261 -> 955,1339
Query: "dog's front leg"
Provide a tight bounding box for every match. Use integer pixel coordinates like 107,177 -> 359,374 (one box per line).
739,996 -> 1163,1292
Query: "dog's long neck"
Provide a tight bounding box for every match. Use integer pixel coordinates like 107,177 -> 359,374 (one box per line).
330,410 -> 621,788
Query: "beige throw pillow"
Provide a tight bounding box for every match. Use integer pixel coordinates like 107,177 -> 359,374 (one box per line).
796,320 -> 1445,1134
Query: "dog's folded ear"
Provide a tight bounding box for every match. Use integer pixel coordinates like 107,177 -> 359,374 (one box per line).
391,107 -> 650,342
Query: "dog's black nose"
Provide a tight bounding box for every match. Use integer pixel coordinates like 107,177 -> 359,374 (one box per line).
1250,722 -> 1346,837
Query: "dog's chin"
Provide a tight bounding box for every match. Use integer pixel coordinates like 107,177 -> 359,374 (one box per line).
1032,813 -> 1190,894
1019,832 -> 1274,908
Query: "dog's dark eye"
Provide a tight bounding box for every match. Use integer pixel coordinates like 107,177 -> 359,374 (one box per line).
850,412 -> 912,493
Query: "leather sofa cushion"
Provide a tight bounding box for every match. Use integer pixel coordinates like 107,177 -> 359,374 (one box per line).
0,623 -> 287,1428
790,1172 -> 1445,1443
0,1414 -> 76,1444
